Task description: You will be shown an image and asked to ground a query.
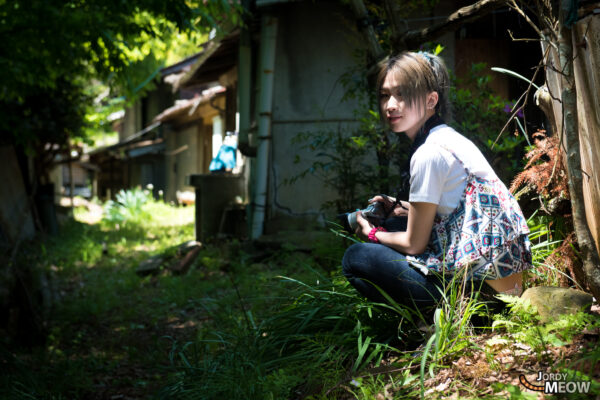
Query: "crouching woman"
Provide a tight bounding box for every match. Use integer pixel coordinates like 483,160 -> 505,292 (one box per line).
342,51 -> 532,310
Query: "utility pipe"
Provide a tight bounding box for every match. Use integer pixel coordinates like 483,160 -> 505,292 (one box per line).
251,14 -> 278,239
237,22 -> 256,157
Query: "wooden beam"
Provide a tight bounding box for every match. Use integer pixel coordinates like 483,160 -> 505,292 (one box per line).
392,0 -> 509,52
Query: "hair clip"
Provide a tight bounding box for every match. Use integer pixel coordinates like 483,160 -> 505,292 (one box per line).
417,51 -> 434,66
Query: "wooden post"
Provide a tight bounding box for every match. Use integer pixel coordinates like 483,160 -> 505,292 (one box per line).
69,157 -> 75,213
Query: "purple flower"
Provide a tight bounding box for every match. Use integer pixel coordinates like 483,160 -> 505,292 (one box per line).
504,102 -> 524,118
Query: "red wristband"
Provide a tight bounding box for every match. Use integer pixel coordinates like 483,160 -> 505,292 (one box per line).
368,226 -> 387,243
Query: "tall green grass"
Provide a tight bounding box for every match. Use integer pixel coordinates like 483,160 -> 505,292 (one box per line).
525,211 -> 576,288
158,264 -> 428,400
5,196 -> 596,400
1,199 -> 196,399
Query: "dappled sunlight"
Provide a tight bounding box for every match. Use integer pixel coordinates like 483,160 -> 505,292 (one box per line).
6,197 -> 598,400
165,316 -> 201,330
72,197 -> 195,230
65,197 -> 104,225
5,205 -> 600,398
144,202 -> 195,227
5,0 -> 600,397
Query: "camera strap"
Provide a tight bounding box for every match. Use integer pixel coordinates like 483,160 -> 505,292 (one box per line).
380,193 -> 407,220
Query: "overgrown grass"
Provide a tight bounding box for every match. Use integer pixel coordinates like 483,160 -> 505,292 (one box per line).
1,197 -> 599,400
158,269 -> 423,399
1,199 -> 198,399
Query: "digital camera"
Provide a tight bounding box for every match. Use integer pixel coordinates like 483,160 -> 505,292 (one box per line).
339,201 -> 386,232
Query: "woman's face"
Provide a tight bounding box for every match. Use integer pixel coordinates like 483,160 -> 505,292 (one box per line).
380,72 -> 435,140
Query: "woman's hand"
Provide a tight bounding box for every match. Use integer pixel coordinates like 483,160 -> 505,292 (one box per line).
356,202 -> 438,255
369,194 -> 409,217
354,212 -> 374,240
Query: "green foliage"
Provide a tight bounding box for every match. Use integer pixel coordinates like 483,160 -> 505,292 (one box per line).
83,84 -> 124,147
288,127 -> 375,213
159,270 -> 417,399
1,77 -> 90,178
449,63 -> 527,183
293,58 -> 529,216
2,200 -> 196,399
490,383 -> 538,400
525,211 -> 577,287
492,295 -> 599,353
0,0 -> 241,182
289,123 -> 412,214
103,187 -> 151,227
0,344 -> 92,400
486,307 -> 600,398
362,1 -> 441,54
3,196 -> 598,399
0,0 -> 236,103
414,276 -> 489,399
527,213 -> 560,268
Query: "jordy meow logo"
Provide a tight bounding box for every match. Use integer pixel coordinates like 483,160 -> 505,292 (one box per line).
519,372 -> 591,394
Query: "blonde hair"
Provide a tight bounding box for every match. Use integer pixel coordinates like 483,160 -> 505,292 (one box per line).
376,51 -> 449,120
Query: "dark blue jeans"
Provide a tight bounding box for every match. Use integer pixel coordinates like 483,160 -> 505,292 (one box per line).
342,242 -> 447,309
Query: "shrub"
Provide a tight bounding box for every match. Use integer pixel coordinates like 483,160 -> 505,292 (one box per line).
103,187 -> 150,227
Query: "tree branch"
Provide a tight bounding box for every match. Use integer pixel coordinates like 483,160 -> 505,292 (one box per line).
393,0 -> 509,51
507,0 -> 545,39
508,29 -> 540,42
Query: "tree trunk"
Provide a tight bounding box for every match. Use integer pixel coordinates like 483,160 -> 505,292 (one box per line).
558,4 -> 600,300
347,0 -> 383,61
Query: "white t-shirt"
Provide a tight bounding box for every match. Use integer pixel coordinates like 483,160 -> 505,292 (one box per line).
409,124 -> 500,216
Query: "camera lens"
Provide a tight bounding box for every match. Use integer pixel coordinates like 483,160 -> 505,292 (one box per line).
347,211 -> 359,231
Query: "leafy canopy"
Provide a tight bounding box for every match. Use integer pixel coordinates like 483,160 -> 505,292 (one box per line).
0,0 -> 240,158
0,0 -> 238,101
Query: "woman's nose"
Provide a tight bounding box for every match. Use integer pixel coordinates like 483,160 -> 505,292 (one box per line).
387,96 -> 400,111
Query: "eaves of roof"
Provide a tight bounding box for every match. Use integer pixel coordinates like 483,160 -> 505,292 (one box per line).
170,1 -> 302,89
153,86 -> 226,123
127,140 -> 165,158
161,52 -> 203,77
88,122 -> 161,156
175,30 -> 240,90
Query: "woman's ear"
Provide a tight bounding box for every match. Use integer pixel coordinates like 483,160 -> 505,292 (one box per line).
427,92 -> 439,110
